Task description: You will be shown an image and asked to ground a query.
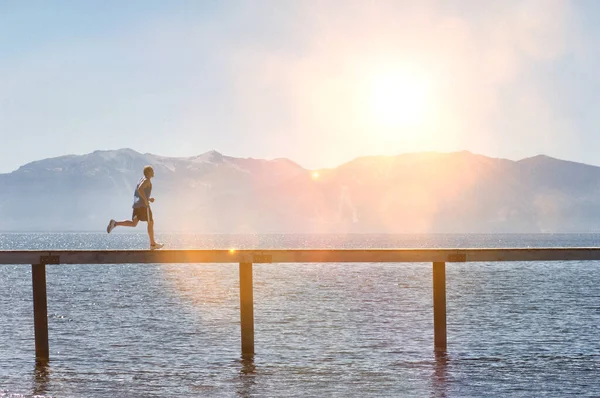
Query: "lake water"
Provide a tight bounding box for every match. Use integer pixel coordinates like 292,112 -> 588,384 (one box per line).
1,233 -> 600,397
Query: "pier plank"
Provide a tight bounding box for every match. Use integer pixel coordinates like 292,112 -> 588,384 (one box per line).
2,248 -> 600,265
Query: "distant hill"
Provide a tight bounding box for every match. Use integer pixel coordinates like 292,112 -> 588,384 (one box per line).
2,149 -> 600,233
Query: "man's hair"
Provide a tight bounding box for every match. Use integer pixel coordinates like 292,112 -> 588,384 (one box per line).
143,165 -> 154,178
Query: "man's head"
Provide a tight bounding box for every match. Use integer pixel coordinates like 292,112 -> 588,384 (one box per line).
143,165 -> 155,178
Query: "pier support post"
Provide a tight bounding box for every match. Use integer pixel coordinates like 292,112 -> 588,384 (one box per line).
32,263 -> 49,362
239,262 -> 254,357
433,262 -> 447,352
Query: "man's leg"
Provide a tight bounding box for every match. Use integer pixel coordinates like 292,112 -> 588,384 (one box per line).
148,219 -> 156,246
116,218 -> 139,227
146,207 -> 159,246
108,215 -> 138,233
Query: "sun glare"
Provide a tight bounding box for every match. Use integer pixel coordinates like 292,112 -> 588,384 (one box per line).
367,69 -> 431,129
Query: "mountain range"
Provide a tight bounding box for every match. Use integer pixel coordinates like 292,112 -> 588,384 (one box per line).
2,148 -> 600,233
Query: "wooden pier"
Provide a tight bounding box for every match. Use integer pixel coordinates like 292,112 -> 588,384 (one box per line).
2,248 -> 600,362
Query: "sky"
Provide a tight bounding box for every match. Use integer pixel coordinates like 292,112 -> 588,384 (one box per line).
2,0 -> 600,173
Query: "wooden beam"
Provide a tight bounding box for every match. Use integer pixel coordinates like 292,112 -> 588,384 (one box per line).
432,262 -> 447,352
2,248 -> 600,265
239,262 -> 254,357
32,264 -> 49,362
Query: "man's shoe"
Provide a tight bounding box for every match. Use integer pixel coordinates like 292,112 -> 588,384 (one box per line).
106,219 -> 116,234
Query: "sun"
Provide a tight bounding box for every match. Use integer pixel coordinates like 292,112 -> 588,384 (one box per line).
366,69 -> 431,129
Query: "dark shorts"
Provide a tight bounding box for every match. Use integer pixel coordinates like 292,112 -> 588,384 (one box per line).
132,207 -> 153,222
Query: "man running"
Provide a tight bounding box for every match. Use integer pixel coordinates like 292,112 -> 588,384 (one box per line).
106,165 -> 163,249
